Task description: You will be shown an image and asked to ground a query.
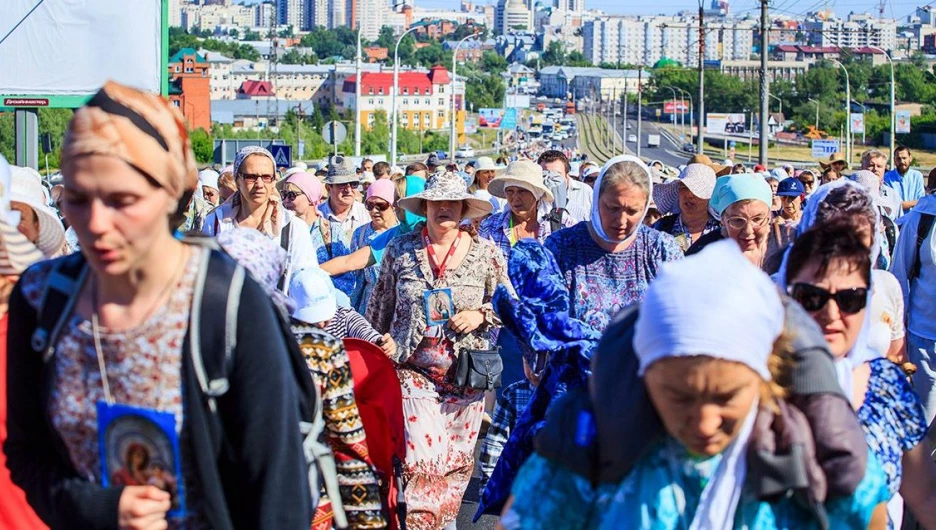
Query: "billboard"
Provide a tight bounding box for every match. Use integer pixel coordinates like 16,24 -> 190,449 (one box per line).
664,100 -> 689,114
505,94 -> 531,109
0,0 -> 167,108
706,113 -> 747,134
479,108 -> 505,128
811,139 -> 840,159
896,110 -> 911,134
850,113 -> 865,134
499,109 -> 518,130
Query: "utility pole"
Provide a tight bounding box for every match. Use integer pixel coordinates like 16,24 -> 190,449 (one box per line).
696,4 -> 705,154
354,24 -> 362,157
758,0 -> 769,165
637,69 -> 643,159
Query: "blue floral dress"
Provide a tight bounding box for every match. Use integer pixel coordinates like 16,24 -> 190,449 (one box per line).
503,442 -> 889,530
309,217 -> 356,297
856,358 -> 928,528
349,222 -> 389,315
544,223 -> 683,331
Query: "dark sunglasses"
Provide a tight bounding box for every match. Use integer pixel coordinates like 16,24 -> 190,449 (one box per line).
788,283 -> 868,314
365,201 -> 391,212
241,173 -> 275,184
282,190 -> 304,201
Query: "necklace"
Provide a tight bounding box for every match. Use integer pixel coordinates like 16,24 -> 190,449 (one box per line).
91,245 -> 189,407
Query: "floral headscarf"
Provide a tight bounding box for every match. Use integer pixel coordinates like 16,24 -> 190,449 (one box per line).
217,227 -> 293,312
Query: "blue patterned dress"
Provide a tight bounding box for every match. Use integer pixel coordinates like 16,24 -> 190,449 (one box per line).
856,358 -> 928,528
544,223 -> 683,331
503,442 -> 889,530
349,222 -> 391,315
309,217 -> 356,297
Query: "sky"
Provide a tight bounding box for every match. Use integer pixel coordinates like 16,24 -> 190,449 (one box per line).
237,0 -> 922,21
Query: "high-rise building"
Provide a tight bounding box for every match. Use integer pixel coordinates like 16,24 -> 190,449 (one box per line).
277,0 -> 304,27
169,0 -> 183,27
802,13 -> 897,52
497,0 -> 532,35
357,0 -> 385,40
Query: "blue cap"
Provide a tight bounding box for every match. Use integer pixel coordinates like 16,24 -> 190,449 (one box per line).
710,175 -> 774,215
776,177 -> 805,197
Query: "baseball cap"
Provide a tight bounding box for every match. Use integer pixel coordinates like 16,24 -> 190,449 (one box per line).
776,178 -> 805,197
288,268 -> 338,324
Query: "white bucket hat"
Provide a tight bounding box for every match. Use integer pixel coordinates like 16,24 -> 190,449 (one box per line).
397,171 -> 493,220
289,268 -> 338,324
472,156 -> 505,175
651,163 -> 717,216
9,165 -> 65,257
488,159 -> 554,202
0,157 -> 45,275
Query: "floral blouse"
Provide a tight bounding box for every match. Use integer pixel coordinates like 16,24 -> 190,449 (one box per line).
365,230 -> 511,393
19,247 -> 205,529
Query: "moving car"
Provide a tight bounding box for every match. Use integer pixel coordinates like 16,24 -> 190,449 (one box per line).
627,134 -> 637,143
455,145 -> 475,158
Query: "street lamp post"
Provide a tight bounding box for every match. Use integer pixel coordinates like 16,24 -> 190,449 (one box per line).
661,86 -> 679,139
675,88 -> 693,145
450,32 -> 479,164
808,98 -> 820,131
354,25 -> 362,157
390,25 -> 422,165
867,45 -> 895,164
767,93 -> 782,124
830,58 -> 851,167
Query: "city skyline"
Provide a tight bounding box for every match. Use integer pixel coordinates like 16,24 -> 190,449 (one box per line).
237,0 -> 920,21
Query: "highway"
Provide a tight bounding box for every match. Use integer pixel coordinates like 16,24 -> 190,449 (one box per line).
617,115 -> 693,168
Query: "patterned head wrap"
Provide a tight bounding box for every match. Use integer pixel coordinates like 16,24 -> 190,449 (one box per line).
217,227 -> 293,312
225,146 -> 282,237
62,81 -> 197,199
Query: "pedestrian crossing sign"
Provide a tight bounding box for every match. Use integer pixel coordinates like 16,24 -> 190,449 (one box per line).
270,145 -> 292,168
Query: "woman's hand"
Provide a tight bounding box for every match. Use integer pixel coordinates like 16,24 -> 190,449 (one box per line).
448,310 -> 485,335
380,333 -> 397,358
118,486 -> 171,530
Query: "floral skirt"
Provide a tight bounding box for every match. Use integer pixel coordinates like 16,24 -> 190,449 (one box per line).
398,367 -> 484,530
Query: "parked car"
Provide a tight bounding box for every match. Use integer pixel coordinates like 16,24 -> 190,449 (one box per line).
455,145 -> 475,158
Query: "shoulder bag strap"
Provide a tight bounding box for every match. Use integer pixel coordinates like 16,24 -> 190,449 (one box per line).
32,255 -> 89,363
911,213 -> 935,282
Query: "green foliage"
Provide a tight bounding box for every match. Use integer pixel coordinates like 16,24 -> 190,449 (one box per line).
168,29 -> 260,61
243,29 -> 262,41
540,41 -> 591,68
190,128 -> 214,164
299,26 -> 358,60
465,69 -> 505,110
481,51 -> 508,73
0,108 -> 73,173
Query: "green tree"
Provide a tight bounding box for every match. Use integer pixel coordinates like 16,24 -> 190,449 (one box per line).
228,28 -> 239,39
481,51 -> 508,73
243,29 -> 262,41
190,128 -> 214,164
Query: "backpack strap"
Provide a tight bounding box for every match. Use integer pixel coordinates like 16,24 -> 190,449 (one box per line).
188,247 -> 245,412
32,254 -> 89,362
911,213 -> 935,282
278,222 -> 293,292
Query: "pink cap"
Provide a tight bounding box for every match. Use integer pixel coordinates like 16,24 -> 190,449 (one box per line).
366,179 -> 396,205
285,171 -> 325,205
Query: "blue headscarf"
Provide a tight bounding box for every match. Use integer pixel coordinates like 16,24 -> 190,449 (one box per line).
398,175 -> 426,234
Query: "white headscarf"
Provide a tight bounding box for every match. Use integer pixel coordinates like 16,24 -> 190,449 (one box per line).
775,179 -> 881,396
590,155 -> 653,245
635,239 -> 784,529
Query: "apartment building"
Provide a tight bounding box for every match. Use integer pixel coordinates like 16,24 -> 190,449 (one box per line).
340,66 -> 454,130
802,13 -> 897,52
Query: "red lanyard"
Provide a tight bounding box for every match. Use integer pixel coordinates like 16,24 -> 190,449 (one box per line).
424,228 -> 462,280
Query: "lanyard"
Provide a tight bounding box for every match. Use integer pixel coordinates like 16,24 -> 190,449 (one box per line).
424,228 -> 462,280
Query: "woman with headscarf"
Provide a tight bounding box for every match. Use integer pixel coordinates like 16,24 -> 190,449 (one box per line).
365,172 -> 510,530
544,155 -> 683,332
502,240 -> 890,529
202,146 -> 319,293
217,165 -> 236,203
282,170 -> 356,297
782,220 -> 936,529
651,163 -> 720,252
5,81 -> 313,529
197,168 -> 221,206
350,179 -> 398,315
6,165 -> 68,258
686,174 -> 783,268
852,169 -> 898,266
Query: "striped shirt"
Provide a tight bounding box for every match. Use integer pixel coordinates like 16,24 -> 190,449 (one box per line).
324,306 -> 383,344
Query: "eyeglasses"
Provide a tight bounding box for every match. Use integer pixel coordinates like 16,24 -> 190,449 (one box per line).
240,173 -> 275,184
282,190 -> 304,202
365,201 -> 391,212
724,215 -> 770,231
788,282 -> 868,314
330,182 -> 360,189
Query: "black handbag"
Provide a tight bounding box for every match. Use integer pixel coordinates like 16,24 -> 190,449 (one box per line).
454,347 -> 503,390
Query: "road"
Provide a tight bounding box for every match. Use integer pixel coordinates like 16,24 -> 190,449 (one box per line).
616,115 -> 692,168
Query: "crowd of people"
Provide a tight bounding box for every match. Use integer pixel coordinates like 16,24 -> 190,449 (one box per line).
0,80 -> 935,530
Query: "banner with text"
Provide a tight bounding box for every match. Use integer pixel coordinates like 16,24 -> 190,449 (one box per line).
811,139 -> 840,159
850,113 -> 865,134
896,110 -> 911,134
706,113 -> 747,134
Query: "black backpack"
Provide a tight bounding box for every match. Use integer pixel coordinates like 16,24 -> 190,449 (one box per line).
29,238 -> 346,528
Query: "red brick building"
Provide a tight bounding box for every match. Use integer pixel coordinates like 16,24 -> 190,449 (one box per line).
364,46 -> 389,63
167,48 -> 211,132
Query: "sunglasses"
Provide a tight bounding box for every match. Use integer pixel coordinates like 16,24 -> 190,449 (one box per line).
724,215 -> 769,231
788,283 -> 868,314
282,190 -> 304,201
241,173 -> 275,184
365,201 -> 391,212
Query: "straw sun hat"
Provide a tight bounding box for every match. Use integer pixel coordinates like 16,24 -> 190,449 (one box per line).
397,171 -> 493,220
487,159 -> 554,202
